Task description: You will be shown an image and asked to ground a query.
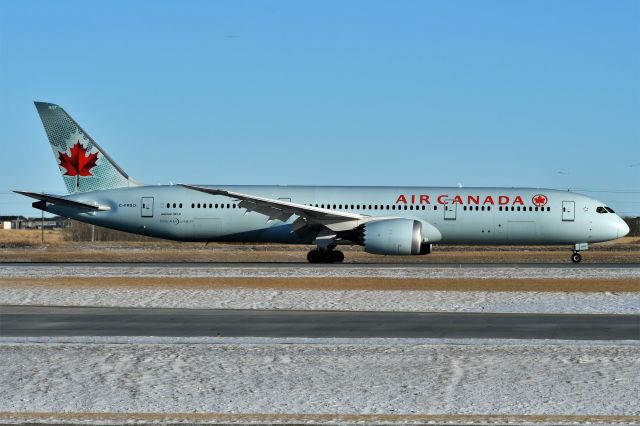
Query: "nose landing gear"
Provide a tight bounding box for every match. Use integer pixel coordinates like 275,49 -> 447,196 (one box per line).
571,251 -> 582,263
307,249 -> 345,263
570,243 -> 588,263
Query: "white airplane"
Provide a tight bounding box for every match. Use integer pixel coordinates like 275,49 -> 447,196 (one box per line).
16,102 -> 630,263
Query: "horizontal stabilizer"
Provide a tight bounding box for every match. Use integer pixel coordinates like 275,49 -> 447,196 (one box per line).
13,191 -> 110,211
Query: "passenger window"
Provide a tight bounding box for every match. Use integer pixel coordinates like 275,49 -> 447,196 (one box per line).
511,206 -> 515,211
487,206 -> 491,211
227,204 -> 230,208
197,203 -> 201,208
392,205 -> 396,210
547,207 -> 550,211
434,206 -> 437,211
215,204 -> 218,208
481,206 -> 485,211
422,206 -> 425,210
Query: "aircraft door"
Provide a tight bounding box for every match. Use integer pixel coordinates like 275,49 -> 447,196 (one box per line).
444,201 -> 457,220
562,201 -> 575,221
141,197 -> 154,218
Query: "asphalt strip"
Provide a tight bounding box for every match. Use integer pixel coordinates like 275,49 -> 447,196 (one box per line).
2,305 -> 639,340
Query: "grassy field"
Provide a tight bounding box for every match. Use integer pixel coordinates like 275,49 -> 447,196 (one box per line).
0,230 -> 638,263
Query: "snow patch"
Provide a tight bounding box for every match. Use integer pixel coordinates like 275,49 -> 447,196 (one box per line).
2,340 -> 639,416
1,265 -> 639,279
2,285 -> 640,314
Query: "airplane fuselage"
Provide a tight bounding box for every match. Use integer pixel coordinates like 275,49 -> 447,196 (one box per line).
40,185 -> 627,246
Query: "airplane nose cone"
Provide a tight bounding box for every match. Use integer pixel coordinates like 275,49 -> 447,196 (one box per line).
618,219 -> 630,238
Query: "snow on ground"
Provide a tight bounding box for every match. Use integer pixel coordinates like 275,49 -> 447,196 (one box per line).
2,338 -> 639,416
1,265 -> 639,279
2,285 -> 639,314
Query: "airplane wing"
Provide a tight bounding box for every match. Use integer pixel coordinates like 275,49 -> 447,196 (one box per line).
178,184 -> 368,232
13,191 -> 111,211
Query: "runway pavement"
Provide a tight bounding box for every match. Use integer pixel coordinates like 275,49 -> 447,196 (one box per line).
2,306 -> 638,340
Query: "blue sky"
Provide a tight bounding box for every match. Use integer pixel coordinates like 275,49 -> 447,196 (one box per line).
1,0 -> 638,217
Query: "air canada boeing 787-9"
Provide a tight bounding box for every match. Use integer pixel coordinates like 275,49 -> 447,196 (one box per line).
16,102 -> 629,263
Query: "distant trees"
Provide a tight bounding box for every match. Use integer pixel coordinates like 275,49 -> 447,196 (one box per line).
62,221 -> 159,242
624,216 -> 640,237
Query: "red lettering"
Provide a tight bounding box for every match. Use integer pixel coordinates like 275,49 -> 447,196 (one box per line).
483,195 -> 494,205
411,194 -> 415,204
513,196 -> 524,205
498,196 -> 509,205
453,195 -> 463,204
438,195 -> 448,204
419,195 -> 430,204
396,195 -> 407,204
468,195 -> 479,205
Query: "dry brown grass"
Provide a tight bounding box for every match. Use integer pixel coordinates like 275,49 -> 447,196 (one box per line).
0,230 -> 64,246
3,276 -> 639,292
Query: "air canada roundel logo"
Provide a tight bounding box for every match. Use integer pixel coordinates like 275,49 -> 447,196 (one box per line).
532,194 -> 548,207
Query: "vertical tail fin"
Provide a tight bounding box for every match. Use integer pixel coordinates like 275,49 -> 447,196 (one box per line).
34,101 -> 139,193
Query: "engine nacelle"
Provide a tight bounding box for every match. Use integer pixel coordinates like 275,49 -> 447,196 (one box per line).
362,218 -> 440,255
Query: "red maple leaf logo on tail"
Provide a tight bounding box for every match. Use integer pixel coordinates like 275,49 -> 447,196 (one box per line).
58,141 -> 98,177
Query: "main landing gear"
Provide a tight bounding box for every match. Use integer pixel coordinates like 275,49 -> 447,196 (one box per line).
307,249 -> 345,263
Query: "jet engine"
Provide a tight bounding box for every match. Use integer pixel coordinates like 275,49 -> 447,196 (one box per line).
360,218 -> 441,255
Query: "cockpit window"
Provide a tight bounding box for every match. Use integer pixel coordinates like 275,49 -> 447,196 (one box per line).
605,207 -> 615,213
596,206 -> 607,214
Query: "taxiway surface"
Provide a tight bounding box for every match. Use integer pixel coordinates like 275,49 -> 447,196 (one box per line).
2,261 -> 640,268
2,306 -> 638,340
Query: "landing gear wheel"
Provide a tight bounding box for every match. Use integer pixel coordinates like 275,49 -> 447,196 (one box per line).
571,252 -> 582,263
307,249 -> 345,263
307,249 -> 321,263
328,250 -> 345,263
